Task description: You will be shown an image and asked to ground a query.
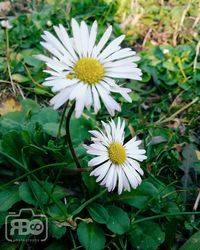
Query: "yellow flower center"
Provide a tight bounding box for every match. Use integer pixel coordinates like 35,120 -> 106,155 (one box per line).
108,143 -> 126,165
66,73 -> 74,80
73,57 -> 105,84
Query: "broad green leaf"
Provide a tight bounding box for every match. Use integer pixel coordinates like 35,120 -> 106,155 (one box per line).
45,242 -> 66,250
70,115 -> 94,145
1,243 -> 18,250
31,107 -> 59,124
81,171 -> 98,195
19,181 -> 66,205
43,123 -> 65,137
77,222 -> 105,250
88,203 -> 109,224
0,186 -> 20,212
0,112 -> 25,134
0,212 -> 7,228
106,206 -> 130,234
129,221 -> 165,250
21,99 -> 40,114
1,130 -> 31,164
48,222 -> 66,239
117,180 -> 159,209
179,231 -> 200,250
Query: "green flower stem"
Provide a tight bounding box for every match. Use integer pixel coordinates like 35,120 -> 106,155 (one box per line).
72,189 -> 107,216
131,211 -> 200,226
0,161 -> 90,191
56,101 -> 68,142
65,102 -> 82,168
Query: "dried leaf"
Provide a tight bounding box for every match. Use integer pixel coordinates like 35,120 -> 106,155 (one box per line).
0,1 -> 11,16
196,150 -> 200,161
0,97 -> 22,116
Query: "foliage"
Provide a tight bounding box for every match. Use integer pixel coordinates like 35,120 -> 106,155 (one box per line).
0,0 -> 200,249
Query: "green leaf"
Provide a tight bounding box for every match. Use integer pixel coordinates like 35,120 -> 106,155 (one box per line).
31,107 -> 59,124
117,180 -> 159,209
77,222 -> 105,250
70,115 -> 94,145
179,231 -> 200,250
82,171 -> 98,195
48,222 -> 66,239
129,221 -> 165,250
0,186 -> 20,212
44,242 -> 66,250
43,123 -> 65,137
88,203 -> 109,224
106,206 -> 130,234
21,99 -> 40,114
1,130 -> 31,164
0,243 -> 18,250
0,212 -> 7,228
19,181 -> 66,205
0,112 -> 25,135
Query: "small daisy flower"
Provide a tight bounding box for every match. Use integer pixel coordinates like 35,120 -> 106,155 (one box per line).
37,19 -> 142,118
1,20 -> 12,29
85,118 -> 147,194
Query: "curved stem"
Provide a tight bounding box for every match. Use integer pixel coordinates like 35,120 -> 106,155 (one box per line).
56,101 -> 68,142
66,102 -> 81,168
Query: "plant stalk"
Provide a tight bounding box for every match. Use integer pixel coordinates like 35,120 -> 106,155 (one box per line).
65,102 -> 81,168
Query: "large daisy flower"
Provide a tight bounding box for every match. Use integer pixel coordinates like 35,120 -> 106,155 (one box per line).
85,118 -> 147,194
37,19 -> 142,118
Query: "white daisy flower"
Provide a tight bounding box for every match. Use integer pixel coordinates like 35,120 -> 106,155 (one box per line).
85,118 -> 147,194
37,19 -> 142,118
1,20 -> 12,29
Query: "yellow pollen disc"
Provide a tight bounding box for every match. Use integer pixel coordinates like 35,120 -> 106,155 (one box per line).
66,73 -> 74,80
108,143 -> 126,165
74,57 -> 105,84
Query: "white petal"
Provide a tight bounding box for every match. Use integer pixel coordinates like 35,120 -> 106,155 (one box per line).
98,35 -> 125,61
90,160 -> 110,178
42,31 -> 74,62
87,148 -> 107,156
116,167 -> 123,194
100,163 -> 115,186
54,24 -> 78,60
126,164 -> 142,184
102,48 -> 136,62
88,155 -> 108,167
74,84 -> 88,118
126,158 -> 144,175
104,57 -> 138,67
50,86 -> 74,109
128,153 -> 147,161
123,165 -> 138,189
89,142 -> 107,152
69,82 -> 86,100
40,42 -> 63,60
106,71 -> 142,80
92,86 -> 101,113
80,21 -> 89,57
121,168 -> 131,192
85,87 -> 93,109
53,79 -> 78,91
92,25 -> 112,57
71,18 -> 82,57
107,66 -> 142,74
96,84 -> 121,116
88,21 -> 98,56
